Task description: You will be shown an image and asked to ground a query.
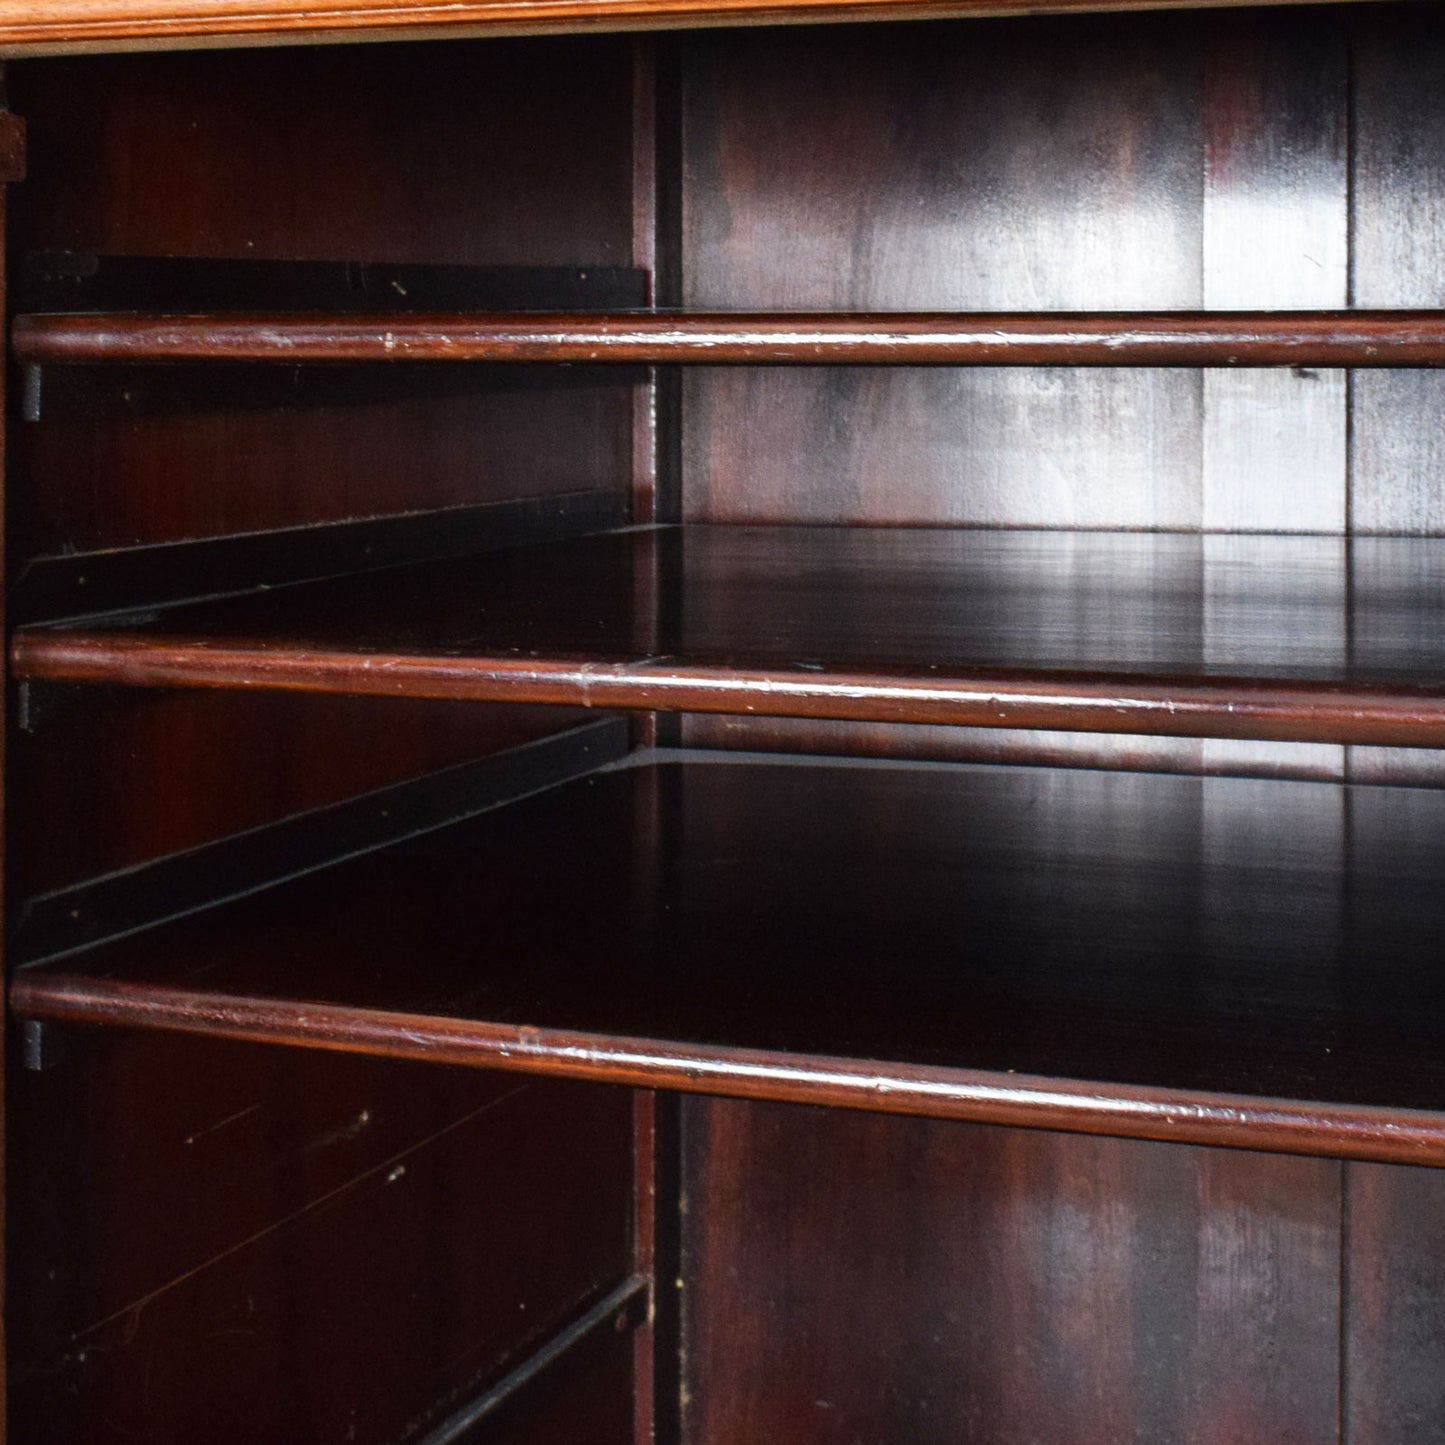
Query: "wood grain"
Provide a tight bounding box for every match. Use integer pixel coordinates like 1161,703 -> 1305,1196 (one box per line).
1201,12 -> 1347,535
1344,5 -> 1445,789
9,693 -> 595,898
0,0 -> 1394,56
680,16 -> 1205,529
677,12 -> 1199,770
1350,6 -> 1445,537
7,43 -> 636,554
16,754 -> 1445,1164
8,1034 -> 634,1443
682,1100 -> 1340,1444
1343,1163 -> 1445,1445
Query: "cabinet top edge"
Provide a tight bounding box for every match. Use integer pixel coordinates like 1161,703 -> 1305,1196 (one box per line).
0,0 -> 1395,58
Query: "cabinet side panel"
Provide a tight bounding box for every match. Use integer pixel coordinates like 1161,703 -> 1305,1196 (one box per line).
9,42 -> 633,267
0,93 -> 19,1445
10,694 -> 595,898
9,1038 -> 635,1444
680,1098 -> 1342,1445
7,39 -> 636,553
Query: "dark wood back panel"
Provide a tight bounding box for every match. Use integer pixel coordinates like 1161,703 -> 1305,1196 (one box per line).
679,9 -> 1336,531
1344,1163 -> 1445,1445
682,1101 -> 1445,1444
678,7 -> 1443,531
681,1098 -> 1343,1445
680,12 -> 1206,528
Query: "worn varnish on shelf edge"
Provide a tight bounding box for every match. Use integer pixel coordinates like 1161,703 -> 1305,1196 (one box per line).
16,974 -> 1445,1168
16,310 -> 1445,366
17,633 -> 1445,749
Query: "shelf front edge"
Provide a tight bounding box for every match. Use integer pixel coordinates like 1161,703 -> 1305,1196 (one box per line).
13,969 -> 1445,1167
14,631 -> 1445,748
16,310 -> 1445,366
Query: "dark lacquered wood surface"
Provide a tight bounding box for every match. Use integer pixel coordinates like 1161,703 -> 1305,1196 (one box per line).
6,43 -> 637,557
10,12 -> 1445,1442
15,754 -> 1445,1163
10,695 -> 594,898
1343,1163 -> 1445,1445
671,9 -> 1445,789
682,1099 -> 1341,1445
15,525 -> 1445,747
7,1028 -> 635,1444
17,309 -> 1445,367
2,46 -> 646,1445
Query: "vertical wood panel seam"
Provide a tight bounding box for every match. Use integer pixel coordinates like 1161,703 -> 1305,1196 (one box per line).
1339,1157 -> 1351,1445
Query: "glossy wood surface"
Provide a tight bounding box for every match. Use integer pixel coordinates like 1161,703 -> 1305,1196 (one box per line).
0,0 -> 1387,55
8,1030 -> 635,1443
672,9 -> 1445,785
676,11 -> 1353,779
10,694 -> 595,898
10,9 -> 1445,1438
680,14 -> 1206,530
7,43 -> 637,555
683,1099 -> 1341,1444
15,754 -> 1445,1164
2,43 -> 648,1442
16,525 -> 1445,748
18,309 -> 1445,367
14,718 -> 625,963
1343,1164 -> 1445,1443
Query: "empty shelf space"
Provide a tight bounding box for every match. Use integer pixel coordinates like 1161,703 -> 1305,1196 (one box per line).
15,310 -> 1445,367
14,526 -> 1445,747
15,752 -> 1445,1164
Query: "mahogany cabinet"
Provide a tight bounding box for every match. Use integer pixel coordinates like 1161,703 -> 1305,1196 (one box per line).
3,0 -> 1445,1439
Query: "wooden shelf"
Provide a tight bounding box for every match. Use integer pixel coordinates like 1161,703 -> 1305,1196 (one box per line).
14,525 -> 1445,747
16,752 -> 1445,1165
15,310 -> 1445,367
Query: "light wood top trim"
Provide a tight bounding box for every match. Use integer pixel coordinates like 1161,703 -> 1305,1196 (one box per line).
0,0 -> 1394,57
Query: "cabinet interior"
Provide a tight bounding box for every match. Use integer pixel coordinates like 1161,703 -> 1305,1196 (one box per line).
6,7 -> 1445,1442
